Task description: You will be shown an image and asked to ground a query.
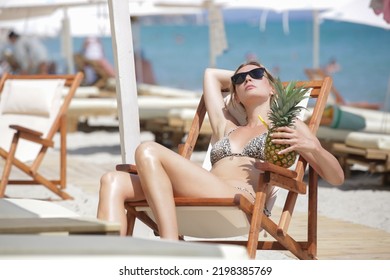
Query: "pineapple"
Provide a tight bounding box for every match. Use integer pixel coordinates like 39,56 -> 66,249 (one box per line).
264,79 -> 309,168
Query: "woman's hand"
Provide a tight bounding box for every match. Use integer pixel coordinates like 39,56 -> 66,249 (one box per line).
269,119 -> 344,186
270,119 -> 321,156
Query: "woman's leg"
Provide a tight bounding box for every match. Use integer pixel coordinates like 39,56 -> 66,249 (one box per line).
134,141 -> 243,240
264,185 -> 279,217
97,170 -> 144,236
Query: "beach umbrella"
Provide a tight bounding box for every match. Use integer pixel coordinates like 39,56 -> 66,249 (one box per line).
0,0 -> 109,74
321,0 -> 390,30
0,0 -> 202,74
0,1 -> 202,37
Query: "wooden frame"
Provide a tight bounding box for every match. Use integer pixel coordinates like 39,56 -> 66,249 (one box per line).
116,78 -> 333,259
0,72 -> 83,200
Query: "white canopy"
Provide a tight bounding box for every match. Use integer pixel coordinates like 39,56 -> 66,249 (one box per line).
321,0 -> 390,30
0,0 -> 201,37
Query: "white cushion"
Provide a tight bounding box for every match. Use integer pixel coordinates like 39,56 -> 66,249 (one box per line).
1,198 -> 79,218
0,79 -> 65,117
346,132 -> 390,151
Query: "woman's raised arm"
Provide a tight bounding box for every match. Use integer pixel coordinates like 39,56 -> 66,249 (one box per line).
203,68 -> 234,139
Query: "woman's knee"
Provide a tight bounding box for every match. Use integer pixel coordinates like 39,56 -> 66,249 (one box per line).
135,141 -> 161,165
99,171 -> 126,197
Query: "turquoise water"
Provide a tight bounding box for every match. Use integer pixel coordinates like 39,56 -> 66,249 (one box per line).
43,20 -> 390,106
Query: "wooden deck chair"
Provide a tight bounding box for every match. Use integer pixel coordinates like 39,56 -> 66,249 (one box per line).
116,78 -> 333,259
332,132 -> 390,185
0,72 -> 83,200
304,68 -> 381,110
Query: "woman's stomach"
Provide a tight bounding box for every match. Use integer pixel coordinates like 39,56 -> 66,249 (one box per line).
210,156 -> 261,188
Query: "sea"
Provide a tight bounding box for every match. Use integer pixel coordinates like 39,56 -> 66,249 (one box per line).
42,19 -> 390,109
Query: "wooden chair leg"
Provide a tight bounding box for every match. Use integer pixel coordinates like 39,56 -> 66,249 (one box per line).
0,134 -> 19,197
126,208 -> 137,236
247,206 -> 265,259
307,166 -> 318,259
247,175 -> 268,259
0,143 -> 73,200
125,205 -> 161,236
60,115 -> 67,189
33,172 -> 73,200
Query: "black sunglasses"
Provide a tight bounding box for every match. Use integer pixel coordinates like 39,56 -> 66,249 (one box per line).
231,68 -> 266,85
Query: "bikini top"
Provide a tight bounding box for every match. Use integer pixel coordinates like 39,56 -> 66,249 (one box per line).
210,128 -> 267,166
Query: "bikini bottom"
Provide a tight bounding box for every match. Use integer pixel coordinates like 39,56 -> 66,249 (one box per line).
234,186 -> 272,217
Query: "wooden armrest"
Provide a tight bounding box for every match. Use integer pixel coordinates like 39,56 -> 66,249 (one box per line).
116,164 -> 138,174
9,125 -> 43,137
255,162 -> 306,194
254,162 -> 297,179
9,124 -> 53,147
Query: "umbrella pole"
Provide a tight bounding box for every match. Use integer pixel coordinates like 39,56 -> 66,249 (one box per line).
108,0 -> 141,164
313,10 -> 320,69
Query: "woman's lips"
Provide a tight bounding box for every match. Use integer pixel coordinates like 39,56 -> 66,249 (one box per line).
245,84 -> 256,90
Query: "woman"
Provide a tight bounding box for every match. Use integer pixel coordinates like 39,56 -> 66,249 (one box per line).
97,61 -> 344,237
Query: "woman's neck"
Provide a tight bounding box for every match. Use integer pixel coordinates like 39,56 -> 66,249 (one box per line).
245,105 -> 270,128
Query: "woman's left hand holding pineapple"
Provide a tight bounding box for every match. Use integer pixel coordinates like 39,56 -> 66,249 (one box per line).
270,119 -> 321,156
271,119 -> 344,185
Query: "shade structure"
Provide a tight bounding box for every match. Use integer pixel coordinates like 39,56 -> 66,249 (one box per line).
321,0 -> 390,30
0,0 -> 201,37
0,0 -> 202,73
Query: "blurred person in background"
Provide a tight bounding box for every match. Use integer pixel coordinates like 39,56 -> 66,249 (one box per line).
75,36 -> 115,88
4,30 -> 50,74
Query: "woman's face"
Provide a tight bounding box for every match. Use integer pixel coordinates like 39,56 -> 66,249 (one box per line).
233,64 -> 273,105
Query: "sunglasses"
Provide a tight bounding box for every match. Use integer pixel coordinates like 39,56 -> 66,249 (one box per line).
231,68 -> 266,85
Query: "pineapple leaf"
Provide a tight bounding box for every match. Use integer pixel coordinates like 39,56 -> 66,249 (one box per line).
268,79 -> 309,128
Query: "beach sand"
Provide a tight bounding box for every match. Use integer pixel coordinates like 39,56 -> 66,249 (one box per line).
3,128 -> 390,259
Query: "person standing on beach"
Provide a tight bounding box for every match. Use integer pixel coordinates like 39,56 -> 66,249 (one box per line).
4,31 -> 49,74
97,61 -> 344,237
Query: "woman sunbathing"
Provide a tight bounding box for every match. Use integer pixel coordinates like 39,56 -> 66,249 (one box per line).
97,61 -> 344,237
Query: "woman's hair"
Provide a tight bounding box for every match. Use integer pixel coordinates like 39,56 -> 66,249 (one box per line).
228,60 -> 276,110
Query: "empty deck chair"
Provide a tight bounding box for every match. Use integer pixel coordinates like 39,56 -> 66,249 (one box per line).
0,73 -> 83,200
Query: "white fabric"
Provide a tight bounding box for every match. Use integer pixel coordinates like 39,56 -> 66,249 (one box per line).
0,79 -> 64,117
339,105 -> 390,134
0,114 -> 53,162
346,132 -> 390,151
0,79 -> 65,162
0,198 -> 79,218
83,37 -> 104,60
